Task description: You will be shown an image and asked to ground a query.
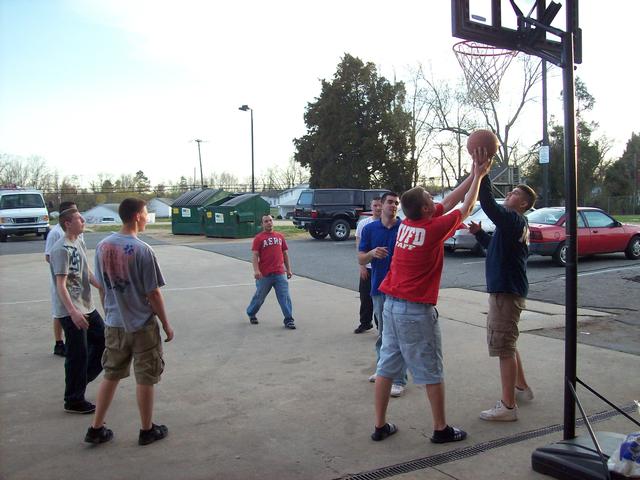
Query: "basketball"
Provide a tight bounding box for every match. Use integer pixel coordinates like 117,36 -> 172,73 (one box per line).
467,129 -> 499,157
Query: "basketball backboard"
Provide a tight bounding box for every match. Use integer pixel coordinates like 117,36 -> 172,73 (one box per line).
451,0 -> 581,65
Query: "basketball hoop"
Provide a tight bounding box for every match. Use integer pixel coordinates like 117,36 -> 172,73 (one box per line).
453,41 -> 518,105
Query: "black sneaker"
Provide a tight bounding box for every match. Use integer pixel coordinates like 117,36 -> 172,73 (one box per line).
139,424 -> 169,446
53,342 -> 66,357
64,400 -> 96,414
284,320 -> 296,330
85,426 -> 114,444
249,317 -> 259,325
354,323 -> 373,334
430,425 -> 467,444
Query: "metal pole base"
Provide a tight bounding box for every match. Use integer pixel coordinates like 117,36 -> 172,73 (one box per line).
532,432 -> 627,480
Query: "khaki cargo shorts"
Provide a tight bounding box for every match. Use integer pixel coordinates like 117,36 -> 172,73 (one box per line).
102,317 -> 164,385
486,293 -> 526,357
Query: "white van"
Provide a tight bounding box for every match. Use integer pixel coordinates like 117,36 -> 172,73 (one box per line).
0,188 -> 50,242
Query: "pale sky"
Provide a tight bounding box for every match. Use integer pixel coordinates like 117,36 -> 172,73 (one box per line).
1,0 -> 638,187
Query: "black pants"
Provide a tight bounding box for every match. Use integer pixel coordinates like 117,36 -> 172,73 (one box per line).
358,268 -> 375,327
59,310 -> 105,404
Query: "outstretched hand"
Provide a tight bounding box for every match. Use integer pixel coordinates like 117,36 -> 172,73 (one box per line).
471,148 -> 492,177
468,220 -> 482,234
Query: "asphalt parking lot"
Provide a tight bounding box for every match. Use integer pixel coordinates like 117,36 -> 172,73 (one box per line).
2,230 -> 640,355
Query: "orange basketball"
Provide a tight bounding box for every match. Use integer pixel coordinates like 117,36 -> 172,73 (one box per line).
467,129 -> 499,157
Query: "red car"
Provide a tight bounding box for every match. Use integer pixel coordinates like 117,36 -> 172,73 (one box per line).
527,207 -> 640,266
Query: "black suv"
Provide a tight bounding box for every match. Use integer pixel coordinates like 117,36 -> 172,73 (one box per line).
293,189 -> 388,241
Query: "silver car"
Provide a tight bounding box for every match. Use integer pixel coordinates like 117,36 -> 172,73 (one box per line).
444,200 -> 506,256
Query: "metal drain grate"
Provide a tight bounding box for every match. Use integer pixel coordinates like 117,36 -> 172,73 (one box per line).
336,403 -> 637,480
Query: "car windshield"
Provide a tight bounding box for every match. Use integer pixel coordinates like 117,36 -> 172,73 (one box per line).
0,193 -> 45,209
527,208 -> 564,225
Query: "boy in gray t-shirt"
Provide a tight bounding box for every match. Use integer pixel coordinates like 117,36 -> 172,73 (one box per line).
85,198 -> 174,446
45,200 -> 84,356
49,207 -> 105,414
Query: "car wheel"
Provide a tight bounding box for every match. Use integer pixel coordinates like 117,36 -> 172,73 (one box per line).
0,234 -> 7,243
625,235 -> 640,260
329,219 -> 350,241
309,228 -> 328,240
552,242 -> 567,267
471,242 -> 487,257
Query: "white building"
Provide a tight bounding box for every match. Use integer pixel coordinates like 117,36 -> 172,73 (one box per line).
82,204 -> 121,224
147,197 -> 173,218
274,183 -> 309,219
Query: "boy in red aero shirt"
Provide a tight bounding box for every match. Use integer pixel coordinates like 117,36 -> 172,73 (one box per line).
246,214 -> 295,329
371,153 -> 491,444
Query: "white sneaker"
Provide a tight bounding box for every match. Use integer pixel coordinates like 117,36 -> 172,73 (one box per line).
368,374 -> 376,383
516,386 -> 534,403
390,384 -> 405,397
480,400 -> 518,421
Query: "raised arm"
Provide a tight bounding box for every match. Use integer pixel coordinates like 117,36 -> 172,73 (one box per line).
458,153 -> 492,221
439,174 -> 474,214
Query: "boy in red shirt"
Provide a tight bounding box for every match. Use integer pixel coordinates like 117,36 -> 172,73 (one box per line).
246,215 -> 295,329
371,154 -> 491,444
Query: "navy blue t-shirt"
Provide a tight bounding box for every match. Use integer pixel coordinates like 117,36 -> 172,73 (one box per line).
475,176 -> 530,298
359,218 -> 401,296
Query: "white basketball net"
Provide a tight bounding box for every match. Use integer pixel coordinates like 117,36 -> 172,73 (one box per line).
453,41 -> 518,105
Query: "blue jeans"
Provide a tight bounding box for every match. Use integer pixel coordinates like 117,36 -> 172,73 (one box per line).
378,296 -> 443,385
246,274 -> 293,323
58,310 -> 105,404
372,294 -> 406,386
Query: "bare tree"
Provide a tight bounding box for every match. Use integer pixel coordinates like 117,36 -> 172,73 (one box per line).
423,79 -> 477,183
0,153 -> 57,189
474,55 -> 543,170
404,65 -> 440,187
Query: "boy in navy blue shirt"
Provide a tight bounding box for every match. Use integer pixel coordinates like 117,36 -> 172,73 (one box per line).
470,176 -> 537,421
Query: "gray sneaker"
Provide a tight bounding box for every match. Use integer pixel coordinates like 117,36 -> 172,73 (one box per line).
516,386 -> 534,403
480,400 -> 518,421
390,384 -> 405,397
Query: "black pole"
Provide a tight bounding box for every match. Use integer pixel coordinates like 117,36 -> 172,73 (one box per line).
250,109 -> 255,194
542,60 -> 550,207
562,0 -> 578,441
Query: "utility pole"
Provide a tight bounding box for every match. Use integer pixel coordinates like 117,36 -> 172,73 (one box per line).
542,60 -> 550,207
634,152 -> 638,214
193,139 -> 205,188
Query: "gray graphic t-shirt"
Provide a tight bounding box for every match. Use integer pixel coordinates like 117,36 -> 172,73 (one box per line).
49,236 -> 95,318
94,233 -> 165,332
46,225 -> 86,316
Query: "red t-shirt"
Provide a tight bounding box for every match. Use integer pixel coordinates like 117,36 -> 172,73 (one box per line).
379,208 -> 461,305
252,231 -> 288,276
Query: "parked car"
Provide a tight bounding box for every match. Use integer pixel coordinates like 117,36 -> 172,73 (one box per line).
293,188 -> 388,241
527,207 -> 640,266
0,188 -> 49,242
444,201 -> 505,256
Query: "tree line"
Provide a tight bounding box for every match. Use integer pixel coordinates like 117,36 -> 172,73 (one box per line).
0,154 -> 310,212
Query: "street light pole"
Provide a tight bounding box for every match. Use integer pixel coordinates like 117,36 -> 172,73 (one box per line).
239,105 -> 255,193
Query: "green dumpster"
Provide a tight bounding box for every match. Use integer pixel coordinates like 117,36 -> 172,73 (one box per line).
171,188 -> 228,235
204,193 -> 270,238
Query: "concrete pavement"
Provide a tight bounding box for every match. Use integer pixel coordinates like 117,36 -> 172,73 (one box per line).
1,242 -> 638,480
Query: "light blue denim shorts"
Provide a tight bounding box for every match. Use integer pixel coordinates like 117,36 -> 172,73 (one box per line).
376,296 -> 443,385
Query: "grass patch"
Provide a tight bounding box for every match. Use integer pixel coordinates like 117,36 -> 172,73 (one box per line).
85,222 -> 309,238
87,222 -> 171,233
615,215 -> 640,224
